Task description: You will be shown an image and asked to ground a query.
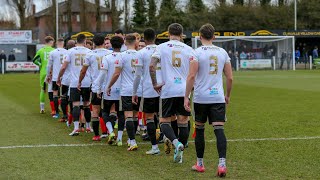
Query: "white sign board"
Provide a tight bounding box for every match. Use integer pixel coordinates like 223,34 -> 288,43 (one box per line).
0,30 -> 32,44
240,59 -> 272,69
6,62 -> 39,71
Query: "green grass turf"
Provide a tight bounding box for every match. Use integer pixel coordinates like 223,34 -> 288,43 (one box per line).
1,70 -> 320,179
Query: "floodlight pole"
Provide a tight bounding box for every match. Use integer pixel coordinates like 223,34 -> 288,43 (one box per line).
56,0 -> 59,39
294,0 -> 297,31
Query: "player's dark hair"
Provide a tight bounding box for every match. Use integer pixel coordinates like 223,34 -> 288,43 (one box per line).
45,36 -> 54,43
140,39 -> 145,42
168,23 -> 183,36
110,36 -> 124,49
77,34 -> 86,44
57,38 -> 64,42
114,29 -> 124,35
199,23 -> 215,40
93,34 -> 105,46
125,34 -> 136,45
143,28 -> 156,42
104,37 -> 110,41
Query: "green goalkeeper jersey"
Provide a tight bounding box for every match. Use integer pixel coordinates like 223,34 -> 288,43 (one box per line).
33,46 -> 55,75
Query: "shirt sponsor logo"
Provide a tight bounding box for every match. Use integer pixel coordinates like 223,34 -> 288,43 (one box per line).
174,77 -> 182,84
209,87 -> 218,95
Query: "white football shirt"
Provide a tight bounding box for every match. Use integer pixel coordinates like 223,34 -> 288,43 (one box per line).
48,48 -> 67,81
84,48 -> 112,92
136,45 -> 160,98
100,52 -> 122,100
116,49 -> 142,96
193,45 -> 231,104
151,40 -> 197,99
63,46 -> 92,88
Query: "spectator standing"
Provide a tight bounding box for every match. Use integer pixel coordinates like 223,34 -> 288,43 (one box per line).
295,49 -> 300,64
8,50 -> 16,62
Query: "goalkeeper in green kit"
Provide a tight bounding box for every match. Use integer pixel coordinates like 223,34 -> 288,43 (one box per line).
33,36 -> 55,113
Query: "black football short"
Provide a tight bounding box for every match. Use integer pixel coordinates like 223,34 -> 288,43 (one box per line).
69,87 -> 91,102
160,97 -> 190,118
120,96 -> 140,112
52,81 -> 59,91
194,103 -> 226,124
61,85 -> 69,97
91,92 -> 103,105
142,97 -> 159,114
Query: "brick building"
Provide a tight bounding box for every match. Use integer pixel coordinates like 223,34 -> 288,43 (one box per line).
33,0 -> 112,43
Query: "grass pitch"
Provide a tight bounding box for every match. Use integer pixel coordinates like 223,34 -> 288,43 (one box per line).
1,70 -> 320,179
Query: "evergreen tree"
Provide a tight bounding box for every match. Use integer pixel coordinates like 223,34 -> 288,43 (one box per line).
186,0 -> 208,31
146,0 -> 157,29
157,0 -> 185,31
132,0 -> 147,31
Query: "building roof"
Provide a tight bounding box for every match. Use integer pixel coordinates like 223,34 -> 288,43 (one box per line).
34,0 -> 111,18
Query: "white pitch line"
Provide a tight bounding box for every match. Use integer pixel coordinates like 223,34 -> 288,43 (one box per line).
1,136 -> 320,150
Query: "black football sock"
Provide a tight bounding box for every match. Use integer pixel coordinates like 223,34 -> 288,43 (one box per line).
171,119 -> 178,137
84,106 -> 91,123
214,125 -> 227,158
126,117 -> 135,140
146,119 -> 157,145
160,122 -> 177,142
154,114 -> 159,128
178,123 -> 189,146
72,106 -> 80,122
133,117 -> 138,132
61,96 -> 68,118
195,125 -> 205,158
117,111 -> 125,131
53,95 -> 59,114
91,117 -> 100,136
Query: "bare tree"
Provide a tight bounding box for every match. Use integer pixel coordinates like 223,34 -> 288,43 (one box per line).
6,0 -> 33,29
80,0 -> 87,31
111,0 -> 123,31
95,0 -> 101,32
66,0 -> 72,33
124,0 -> 130,31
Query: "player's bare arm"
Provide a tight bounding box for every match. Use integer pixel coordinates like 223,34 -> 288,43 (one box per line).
94,69 -> 108,98
184,60 -> 199,112
223,62 -> 233,104
149,57 -> 163,93
106,67 -> 121,96
132,66 -> 142,105
56,61 -> 68,86
78,65 -> 89,90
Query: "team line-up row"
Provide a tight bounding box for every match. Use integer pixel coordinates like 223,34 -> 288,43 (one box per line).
33,23 -> 233,177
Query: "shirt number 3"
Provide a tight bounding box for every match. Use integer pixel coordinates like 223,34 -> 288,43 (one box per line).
209,55 -> 218,75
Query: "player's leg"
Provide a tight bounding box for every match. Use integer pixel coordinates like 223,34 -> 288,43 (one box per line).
171,115 -> 178,137
48,84 -> 56,117
105,102 -> 117,145
176,97 -> 191,147
121,96 -> 137,151
101,100 -> 111,138
39,74 -> 46,113
159,98 -> 184,163
133,97 -> 141,135
69,88 -> 81,136
116,101 -> 125,146
91,92 -> 102,141
52,81 -> 60,119
144,97 -> 160,155
192,103 -> 207,173
81,88 -> 92,133
60,85 -> 69,122
210,103 -> 227,177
